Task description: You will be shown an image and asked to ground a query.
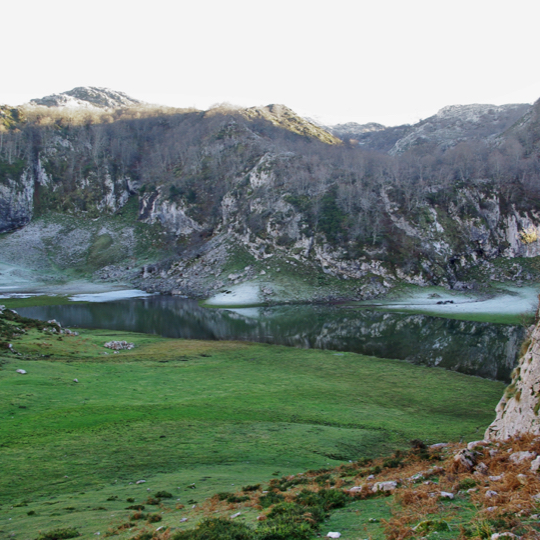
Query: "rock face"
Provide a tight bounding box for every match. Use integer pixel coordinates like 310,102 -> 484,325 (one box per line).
485,308 -> 540,440
2,90 -> 540,299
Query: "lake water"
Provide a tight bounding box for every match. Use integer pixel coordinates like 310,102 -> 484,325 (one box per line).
17,296 -> 524,382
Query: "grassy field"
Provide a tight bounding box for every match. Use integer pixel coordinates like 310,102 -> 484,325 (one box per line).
0,310 -> 505,539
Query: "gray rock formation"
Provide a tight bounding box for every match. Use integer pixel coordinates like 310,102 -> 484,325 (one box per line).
485,305 -> 540,440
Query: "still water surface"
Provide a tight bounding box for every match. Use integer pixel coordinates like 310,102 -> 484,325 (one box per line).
18,296 -> 524,382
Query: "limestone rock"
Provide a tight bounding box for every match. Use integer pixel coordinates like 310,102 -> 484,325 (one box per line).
531,456 -> 540,472
509,451 -> 536,464
372,481 -> 397,493
104,341 -> 134,351
486,318 -> 540,440
453,449 -> 476,470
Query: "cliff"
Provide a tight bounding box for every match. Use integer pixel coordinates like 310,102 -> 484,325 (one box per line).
2,89 -> 540,299
485,300 -> 540,440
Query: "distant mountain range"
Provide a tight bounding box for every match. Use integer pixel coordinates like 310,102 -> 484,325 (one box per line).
321,103 -> 531,154
22,86 -> 533,154
2,86 -> 540,301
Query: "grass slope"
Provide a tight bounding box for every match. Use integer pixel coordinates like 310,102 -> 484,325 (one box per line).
0,312 -> 504,538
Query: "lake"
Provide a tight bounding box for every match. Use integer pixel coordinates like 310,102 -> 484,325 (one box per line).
17,295 -> 525,382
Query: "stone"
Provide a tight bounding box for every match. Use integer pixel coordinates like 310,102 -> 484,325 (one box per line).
509,451 -> 536,464
489,475 -> 503,481
136,480 -> 146,484
429,443 -> 449,449
474,462 -> 488,475
104,341 -> 135,351
453,449 -> 476,470
491,533 -> 520,539
467,440 -> 489,450
16,369 -> 27,374
326,533 -> 341,539
348,486 -> 362,493
439,491 -> 454,499
372,481 -> 397,493
531,456 -> 540,472
485,490 -> 498,498
230,512 -> 241,518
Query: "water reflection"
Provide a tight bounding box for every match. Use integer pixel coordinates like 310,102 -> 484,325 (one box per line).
18,296 -> 524,382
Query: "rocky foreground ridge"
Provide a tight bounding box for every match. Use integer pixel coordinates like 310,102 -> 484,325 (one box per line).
1,88 -> 540,299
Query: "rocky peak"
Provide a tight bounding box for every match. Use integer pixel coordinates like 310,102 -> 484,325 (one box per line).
389,102 -> 530,154
242,104 -> 341,145
28,86 -> 142,110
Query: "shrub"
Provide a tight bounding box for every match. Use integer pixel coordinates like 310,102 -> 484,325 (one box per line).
35,528 -> 81,540
171,517 -> 255,540
242,484 -> 261,492
154,490 -> 173,498
147,513 -> 162,523
226,495 -> 250,503
126,504 -> 145,510
258,491 -> 285,508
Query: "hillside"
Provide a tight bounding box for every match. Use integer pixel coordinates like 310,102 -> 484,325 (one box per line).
1,88 -> 540,301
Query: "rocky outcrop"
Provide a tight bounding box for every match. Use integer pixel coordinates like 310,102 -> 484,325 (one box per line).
485,303 -> 540,440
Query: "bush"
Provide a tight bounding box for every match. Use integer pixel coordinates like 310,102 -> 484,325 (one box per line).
258,491 -> 285,508
242,484 -> 261,492
171,518 -> 255,540
226,495 -> 250,503
154,490 -> 173,498
35,528 -> 81,540
147,513 -> 162,523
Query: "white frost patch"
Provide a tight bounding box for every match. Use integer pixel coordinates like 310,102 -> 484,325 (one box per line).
366,286 -> 539,317
205,283 -> 261,306
69,289 -> 153,302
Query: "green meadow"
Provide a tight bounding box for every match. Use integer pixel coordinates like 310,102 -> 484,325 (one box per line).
0,315 -> 504,538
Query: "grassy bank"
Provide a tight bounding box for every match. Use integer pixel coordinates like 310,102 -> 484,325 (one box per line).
0,311 -> 504,538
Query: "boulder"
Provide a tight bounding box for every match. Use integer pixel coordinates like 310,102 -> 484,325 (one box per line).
453,449 -> 476,470
372,481 -> 397,493
509,451 -> 536,464
467,440 -> 489,450
531,456 -> 540,472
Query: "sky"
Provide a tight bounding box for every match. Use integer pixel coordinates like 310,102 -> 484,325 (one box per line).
3,0 -> 540,127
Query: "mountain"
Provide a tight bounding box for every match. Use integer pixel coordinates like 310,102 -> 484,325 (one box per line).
27,86 -> 143,110
325,103 -> 531,154
241,104 -> 341,145
2,89 -> 540,302
388,103 -> 531,154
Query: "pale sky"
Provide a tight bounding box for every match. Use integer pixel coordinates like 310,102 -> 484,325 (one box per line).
3,0 -> 540,126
